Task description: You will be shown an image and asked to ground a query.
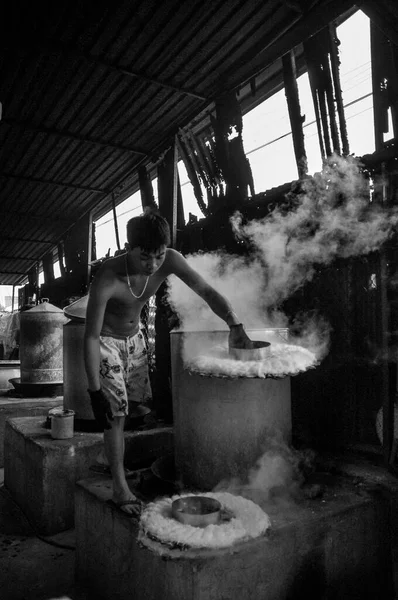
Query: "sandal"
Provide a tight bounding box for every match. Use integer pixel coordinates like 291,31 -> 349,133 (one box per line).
89,463 -> 137,478
107,498 -> 143,518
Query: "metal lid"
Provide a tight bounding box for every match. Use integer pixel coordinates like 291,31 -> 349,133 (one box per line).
23,300 -> 64,314
48,407 -> 75,418
63,295 -> 88,321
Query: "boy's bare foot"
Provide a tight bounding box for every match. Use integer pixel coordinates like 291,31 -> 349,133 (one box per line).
108,493 -> 143,517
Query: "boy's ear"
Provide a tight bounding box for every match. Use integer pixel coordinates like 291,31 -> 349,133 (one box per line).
124,242 -> 130,251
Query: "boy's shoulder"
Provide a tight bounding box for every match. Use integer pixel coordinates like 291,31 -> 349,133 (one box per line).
164,247 -> 181,263
95,255 -> 125,281
162,248 -> 184,272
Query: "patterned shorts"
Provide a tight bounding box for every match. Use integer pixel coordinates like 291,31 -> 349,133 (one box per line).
99,331 -> 152,417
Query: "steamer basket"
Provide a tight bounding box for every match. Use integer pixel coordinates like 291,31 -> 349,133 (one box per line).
171,496 -> 221,527
229,341 -> 271,361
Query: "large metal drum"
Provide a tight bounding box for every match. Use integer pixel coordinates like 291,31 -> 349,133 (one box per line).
19,302 -> 66,384
63,318 -> 93,420
171,329 -> 291,490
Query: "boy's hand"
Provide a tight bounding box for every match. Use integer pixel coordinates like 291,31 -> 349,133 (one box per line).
228,324 -> 254,350
88,389 -> 114,430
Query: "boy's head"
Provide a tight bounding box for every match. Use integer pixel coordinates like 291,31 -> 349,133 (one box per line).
126,208 -> 170,251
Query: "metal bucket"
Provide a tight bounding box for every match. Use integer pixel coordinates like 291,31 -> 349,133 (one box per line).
49,407 -> 75,439
170,329 -> 291,490
19,301 -> 66,384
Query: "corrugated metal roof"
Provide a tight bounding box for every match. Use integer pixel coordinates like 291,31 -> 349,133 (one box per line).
0,0 -> 359,285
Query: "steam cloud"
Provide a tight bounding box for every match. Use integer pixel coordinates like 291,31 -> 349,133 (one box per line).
213,433 -> 316,506
168,154 -> 398,359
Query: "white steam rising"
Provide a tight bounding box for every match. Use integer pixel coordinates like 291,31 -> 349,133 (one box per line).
168,155 -> 397,360
213,434 -> 313,505
231,155 -> 398,307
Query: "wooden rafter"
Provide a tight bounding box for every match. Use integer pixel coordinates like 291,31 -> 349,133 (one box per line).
1,172 -> 107,194
11,38 -> 208,102
0,255 -> 40,262
1,118 -> 148,156
0,235 -> 54,245
0,209 -> 73,223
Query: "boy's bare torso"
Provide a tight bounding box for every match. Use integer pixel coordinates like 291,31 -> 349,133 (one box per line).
99,252 -> 171,337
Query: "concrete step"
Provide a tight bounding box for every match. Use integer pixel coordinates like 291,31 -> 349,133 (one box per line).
4,416 -> 173,535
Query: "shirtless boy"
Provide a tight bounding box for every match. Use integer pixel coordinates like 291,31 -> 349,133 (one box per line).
84,208 -> 251,516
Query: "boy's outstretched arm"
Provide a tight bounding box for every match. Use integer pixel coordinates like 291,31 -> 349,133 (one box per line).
168,249 -> 254,349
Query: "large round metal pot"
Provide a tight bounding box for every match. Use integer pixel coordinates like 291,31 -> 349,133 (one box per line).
19,301 -> 66,384
63,319 -> 92,420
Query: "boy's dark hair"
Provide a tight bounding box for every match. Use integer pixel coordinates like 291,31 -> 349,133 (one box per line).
126,208 -> 171,251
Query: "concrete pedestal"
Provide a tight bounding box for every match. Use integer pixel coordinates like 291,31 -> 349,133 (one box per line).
0,395 -> 62,467
75,475 -> 394,600
4,416 -> 173,535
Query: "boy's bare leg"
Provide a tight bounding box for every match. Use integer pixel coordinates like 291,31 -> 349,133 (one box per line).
103,416 -> 140,515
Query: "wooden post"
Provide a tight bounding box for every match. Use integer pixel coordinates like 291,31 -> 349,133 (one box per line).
329,23 -> 349,156
111,192 -> 121,251
171,137 -> 178,249
370,23 -> 396,466
138,165 -> 156,210
87,210 -> 93,289
282,50 -> 308,178
157,140 -> 179,248
153,138 -> 182,423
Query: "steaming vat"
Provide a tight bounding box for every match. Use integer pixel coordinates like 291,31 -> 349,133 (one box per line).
171,329 -> 291,490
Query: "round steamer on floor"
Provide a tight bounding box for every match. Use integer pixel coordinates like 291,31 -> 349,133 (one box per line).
139,492 -> 271,550
171,496 -> 221,527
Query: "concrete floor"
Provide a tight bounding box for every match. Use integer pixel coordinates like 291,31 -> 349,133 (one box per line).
0,468 -> 90,600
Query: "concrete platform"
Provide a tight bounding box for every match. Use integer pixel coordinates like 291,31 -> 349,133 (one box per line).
4,416 -> 173,535
75,474 -> 395,600
0,395 -> 62,467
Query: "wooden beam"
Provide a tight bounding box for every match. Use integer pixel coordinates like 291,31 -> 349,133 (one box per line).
14,38 -> 208,101
0,235 -> 54,245
1,172 -> 106,194
226,0 -> 357,92
358,1 -> 398,48
0,209 -> 73,222
0,255 -> 40,262
1,118 -> 148,156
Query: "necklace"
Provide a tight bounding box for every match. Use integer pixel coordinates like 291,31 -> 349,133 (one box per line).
125,254 -> 149,299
